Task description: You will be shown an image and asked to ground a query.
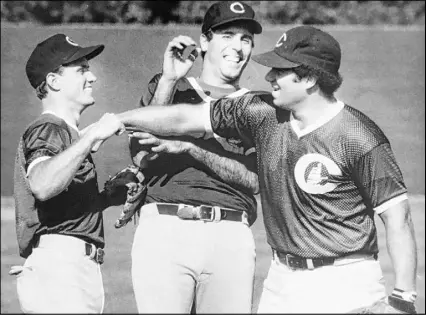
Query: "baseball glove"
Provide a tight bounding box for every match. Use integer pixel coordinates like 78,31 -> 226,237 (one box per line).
103,165 -> 147,228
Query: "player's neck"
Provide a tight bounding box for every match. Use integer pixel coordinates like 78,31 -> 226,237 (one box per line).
199,68 -> 240,90
291,95 -> 338,130
42,97 -> 81,128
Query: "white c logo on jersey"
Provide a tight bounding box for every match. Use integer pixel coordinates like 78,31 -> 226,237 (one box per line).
65,36 -> 79,47
294,153 -> 341,194
230,2 -> 245,14
275,32 -> 287,47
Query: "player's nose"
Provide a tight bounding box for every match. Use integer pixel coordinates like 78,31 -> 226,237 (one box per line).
265,69 -> 276,82
86,71 -> 97,83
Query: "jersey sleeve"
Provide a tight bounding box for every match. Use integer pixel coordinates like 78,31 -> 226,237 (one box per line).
23,123 -> 70,173
139,73 -> 162,107
208,93 -> 273,146
354,143 -> 408,213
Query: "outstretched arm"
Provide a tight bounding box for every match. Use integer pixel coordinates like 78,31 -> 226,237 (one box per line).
133,132 -> 259,194
118,103 -> 207,136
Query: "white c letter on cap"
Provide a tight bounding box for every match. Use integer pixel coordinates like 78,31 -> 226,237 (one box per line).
230,2 -> 245,14
275,32 -> 287,47
66,36 -> 79,47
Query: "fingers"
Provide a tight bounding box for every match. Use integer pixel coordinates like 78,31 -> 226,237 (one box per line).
182,45 -> 199,63
167,35 -> 197,52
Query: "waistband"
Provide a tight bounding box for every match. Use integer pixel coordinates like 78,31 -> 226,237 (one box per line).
152,203 -> 248,225
36,234 -> 104,265
272,249 -> 377,270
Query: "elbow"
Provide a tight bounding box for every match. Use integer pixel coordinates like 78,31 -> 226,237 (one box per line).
251,174 -> 260,195
31,185 -> 51,201
29,179 -> 53,201
251,182 -> 260,195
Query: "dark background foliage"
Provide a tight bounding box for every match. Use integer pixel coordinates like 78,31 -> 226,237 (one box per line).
1,1 -> 425,25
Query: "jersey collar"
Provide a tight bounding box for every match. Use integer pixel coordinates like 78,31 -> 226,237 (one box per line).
290,100 -> 345,138
41,110 -> 80,134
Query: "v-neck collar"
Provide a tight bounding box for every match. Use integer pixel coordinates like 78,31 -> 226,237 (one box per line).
290,100 -> 345,138
186,77 -> 250,101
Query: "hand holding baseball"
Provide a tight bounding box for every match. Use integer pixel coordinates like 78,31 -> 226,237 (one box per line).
162,35 -> 201,81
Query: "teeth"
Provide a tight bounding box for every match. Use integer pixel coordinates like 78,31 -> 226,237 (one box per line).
224,56 -> 240,62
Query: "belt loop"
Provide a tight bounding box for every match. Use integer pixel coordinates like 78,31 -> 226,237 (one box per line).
241,212 -> 249,226
88,243 -> 96,259
212,206 -> 221,222
272,249 -> 278,263
306,259 -> 314,270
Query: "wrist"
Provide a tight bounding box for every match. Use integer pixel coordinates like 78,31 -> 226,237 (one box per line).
184,142 -> 197,155
159,74 -> 178,85
392,288 -> 417,303
388,288 -> 417,314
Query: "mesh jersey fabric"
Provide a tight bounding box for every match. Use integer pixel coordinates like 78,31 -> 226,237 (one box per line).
210,93 -> 407,257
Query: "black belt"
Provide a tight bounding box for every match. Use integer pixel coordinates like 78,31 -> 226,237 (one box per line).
275,251 -> 336,270
156,203 -> 246,223
274,251 -> 378,270
85,243 -> 104,265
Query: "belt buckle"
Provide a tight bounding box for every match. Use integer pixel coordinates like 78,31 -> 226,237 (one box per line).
199,206 -> 221,222
199,206 -> 215,222
285,254 -> 305,270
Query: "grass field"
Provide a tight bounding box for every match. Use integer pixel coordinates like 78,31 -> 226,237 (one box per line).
1,24 -> 425,313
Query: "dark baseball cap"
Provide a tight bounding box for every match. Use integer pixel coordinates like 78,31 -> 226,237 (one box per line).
202,1 -> 262,35
25,34 -> 104,89
252,26 -> 341,73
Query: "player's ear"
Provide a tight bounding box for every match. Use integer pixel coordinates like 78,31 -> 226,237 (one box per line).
304,76 -> 317,89
200,33 -> 209,54
304,76 -> 319,94
45,72 -> 61,91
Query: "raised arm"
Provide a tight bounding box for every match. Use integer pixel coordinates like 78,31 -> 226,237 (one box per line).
130,35 -> 200,168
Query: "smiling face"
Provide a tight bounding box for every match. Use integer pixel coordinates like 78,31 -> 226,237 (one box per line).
201,22 -> 254,84
55,58 -> 98,108
265,67 -> 314,109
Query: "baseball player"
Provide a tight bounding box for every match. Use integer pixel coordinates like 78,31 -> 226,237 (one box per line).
118,25 -> 418,313
10,33 -> 125,313
127,1 -> 262,313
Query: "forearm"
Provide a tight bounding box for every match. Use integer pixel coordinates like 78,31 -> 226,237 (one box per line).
148,76 -> 177,106
29,132 -> 97,201
187,143 -> 259,194
385,215 -> 417,291
381,202 -> 418,291
118,104 -> 205,136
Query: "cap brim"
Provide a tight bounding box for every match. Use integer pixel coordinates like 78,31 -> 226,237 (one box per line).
210,17 -> 262,34
252,50 -> 300,69
63,44 -> 105,65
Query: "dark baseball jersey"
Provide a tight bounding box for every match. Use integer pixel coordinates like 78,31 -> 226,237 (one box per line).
139,74 -> 257,224
22,112 -> 105,248
206,93 -> 407,258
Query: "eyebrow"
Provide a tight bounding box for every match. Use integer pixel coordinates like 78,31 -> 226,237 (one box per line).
221,31 -> 253,40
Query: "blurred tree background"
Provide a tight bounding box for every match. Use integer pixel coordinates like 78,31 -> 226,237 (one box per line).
1,1 -> 424,25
